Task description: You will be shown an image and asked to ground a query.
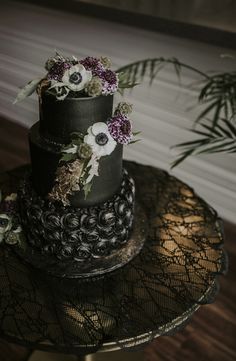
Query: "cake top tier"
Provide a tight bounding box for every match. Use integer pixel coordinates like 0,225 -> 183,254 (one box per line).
14,53 -> 135,103
39,90 -> 114,144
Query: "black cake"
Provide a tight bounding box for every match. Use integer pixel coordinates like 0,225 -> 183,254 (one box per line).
30,91 -> 123,207
15,54 -> 145,278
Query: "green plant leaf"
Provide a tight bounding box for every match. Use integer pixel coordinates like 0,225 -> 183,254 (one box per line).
60,153 -> 77,163
70,132 -> 84,140
133,131 -> 141,136
117,56 -> 236,166
172,117 -> 236,166
129,139 -> 141,145
117,57 -> 208,87
83,182 -> 92,199
13,78 -> 42,104
171,149 -> 194,168
118,82 -> 139,89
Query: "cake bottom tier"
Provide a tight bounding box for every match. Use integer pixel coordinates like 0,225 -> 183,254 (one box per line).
17,169 -> 146,278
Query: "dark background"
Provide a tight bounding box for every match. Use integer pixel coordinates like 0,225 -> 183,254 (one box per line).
12,0 -> 236,49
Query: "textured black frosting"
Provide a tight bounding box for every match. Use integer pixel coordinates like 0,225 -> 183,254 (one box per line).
29,92 -> 123,207
18,169 -> 135,263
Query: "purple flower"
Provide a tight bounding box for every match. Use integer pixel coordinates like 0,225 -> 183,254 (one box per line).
0,194 -> 18,214
2,201 -> 16,214
47,61 -> 71,81
100,69 -> 118,95
80,57 -> 104,76
80,57 -> 118,95
108,115 -> 132,144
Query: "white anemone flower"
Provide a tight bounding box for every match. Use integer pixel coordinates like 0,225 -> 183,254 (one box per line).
0,214 -> 12,243
84,122 -> 116,157
62,64 -> 92,92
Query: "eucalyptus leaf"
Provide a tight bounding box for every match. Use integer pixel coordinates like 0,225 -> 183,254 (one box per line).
13,78 -> 42,104
49,82 -> 67,89
71,139 -> 83,146
129,139 -> 141,145
83,182 -> 92,199
133,131 -> 141,136
62,143 -> 75,151
70,132 -> 84,140
118,82 -> 139,89
60,153 -> 77,163
62,144 -> 77,154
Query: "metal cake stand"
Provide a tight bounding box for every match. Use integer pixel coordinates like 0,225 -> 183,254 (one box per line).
0,161 -> 227,360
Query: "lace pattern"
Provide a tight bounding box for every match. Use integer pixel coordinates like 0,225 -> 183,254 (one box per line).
0,161 -> 227,354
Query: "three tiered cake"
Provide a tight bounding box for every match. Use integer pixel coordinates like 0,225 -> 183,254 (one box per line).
10,53 -> 145,277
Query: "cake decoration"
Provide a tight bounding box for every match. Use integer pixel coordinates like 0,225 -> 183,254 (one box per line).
0,192 -> 22,245
45,100 -> 137,204
14,53 -> 135,103
18,169 -> 136,263
14,53 -> 140,202
12,53 -> 143,277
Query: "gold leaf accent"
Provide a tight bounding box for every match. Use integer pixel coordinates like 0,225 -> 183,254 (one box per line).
48,159 -> 84,206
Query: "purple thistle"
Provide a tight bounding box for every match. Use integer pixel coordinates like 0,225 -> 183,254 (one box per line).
80,56 -> 104,76
101,69 -> 118,95
47,61 -> 71,81
80,57 -> 118,95
102,69 -> 117,83
1,200 -> 17,214
108,114 -> 132,144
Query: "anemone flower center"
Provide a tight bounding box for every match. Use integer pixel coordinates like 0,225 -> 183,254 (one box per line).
69,72 -> 82,85
95,133 -> 109,146
0,218 -> 9,228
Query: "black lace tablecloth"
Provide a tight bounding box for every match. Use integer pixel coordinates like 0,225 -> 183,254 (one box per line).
0,161 -> 227,355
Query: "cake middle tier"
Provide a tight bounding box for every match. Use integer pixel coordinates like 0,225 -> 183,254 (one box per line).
29,122 -> 123,207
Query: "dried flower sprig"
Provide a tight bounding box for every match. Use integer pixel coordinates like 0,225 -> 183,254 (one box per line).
48,102 -> 139,204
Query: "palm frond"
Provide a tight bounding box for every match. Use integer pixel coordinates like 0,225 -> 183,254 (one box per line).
117,58 -> 236,132
117,57 -> 208,89
196,71 -> 236,128
172,118 -> 236,168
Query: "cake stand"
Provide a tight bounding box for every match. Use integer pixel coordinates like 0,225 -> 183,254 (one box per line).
0,161 -> 227,360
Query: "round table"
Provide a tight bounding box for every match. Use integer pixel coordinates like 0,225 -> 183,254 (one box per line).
0,161 -> 227,359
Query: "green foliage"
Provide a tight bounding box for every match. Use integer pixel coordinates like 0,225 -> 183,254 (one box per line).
171,118 -> 236,168
60,132 -> 84,163
118,72 -> 139,94
196,71 -> 236,126
117,57 -> 236,165
83,182 -> 92,199
70,132 -> 84,140
59,153 -> 77,163
117,57 -> 208,86
129,139 -> 141,145
13,78 -> 42,104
